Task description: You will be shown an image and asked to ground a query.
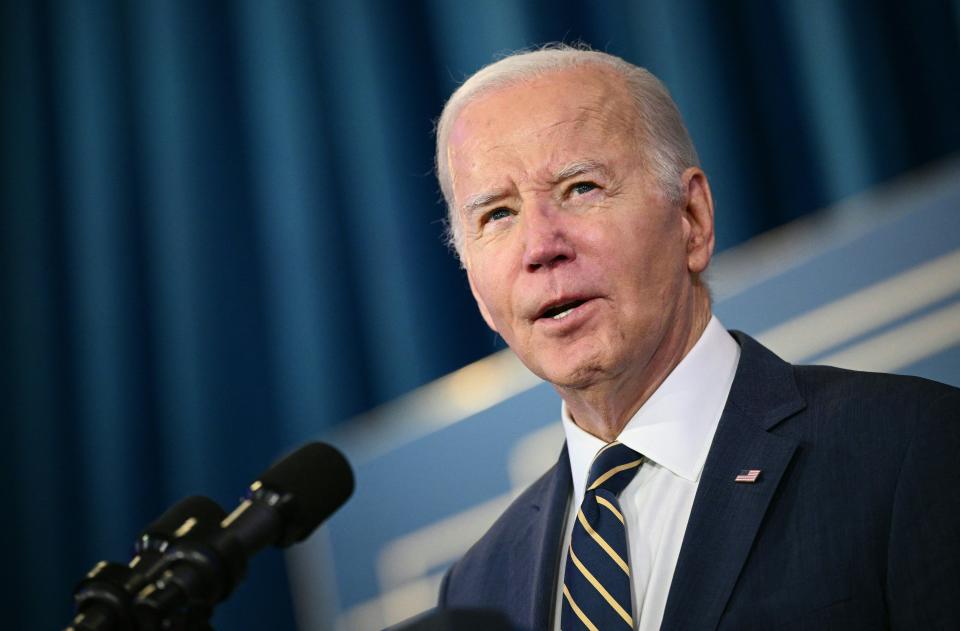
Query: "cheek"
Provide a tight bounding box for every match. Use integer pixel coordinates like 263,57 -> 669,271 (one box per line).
471,268 -> 510,319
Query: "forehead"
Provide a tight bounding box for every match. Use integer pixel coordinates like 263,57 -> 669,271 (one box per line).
447,67 -> 638,193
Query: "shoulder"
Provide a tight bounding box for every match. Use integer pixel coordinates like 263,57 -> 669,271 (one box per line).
728,330 -> 958,480
789,363 -> 959,440
731,329 -> 958,428
792,362 -> 959,408
440,461 -> 566,606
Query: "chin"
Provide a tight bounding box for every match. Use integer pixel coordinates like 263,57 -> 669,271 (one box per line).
538,355 -> 609,391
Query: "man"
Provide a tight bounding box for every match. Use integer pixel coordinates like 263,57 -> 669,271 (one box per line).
434,46 -> 959,630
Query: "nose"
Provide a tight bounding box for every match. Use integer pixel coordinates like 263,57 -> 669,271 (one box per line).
521,201 -> 576,272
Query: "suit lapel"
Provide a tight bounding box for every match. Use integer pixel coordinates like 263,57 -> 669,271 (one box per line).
510,444 -> 571,631
661,332 -> 805,631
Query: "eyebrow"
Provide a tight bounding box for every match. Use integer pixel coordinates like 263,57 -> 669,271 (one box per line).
461,190 -> 509,218
555,159 -> 609,182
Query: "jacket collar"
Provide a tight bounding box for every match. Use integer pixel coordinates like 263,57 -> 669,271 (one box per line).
512,444 -> 571,631
660,331 -> 805,630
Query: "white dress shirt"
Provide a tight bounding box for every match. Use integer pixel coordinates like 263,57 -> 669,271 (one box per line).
553,316 -> 741,630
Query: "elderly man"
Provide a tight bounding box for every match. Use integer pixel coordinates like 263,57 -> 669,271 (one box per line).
434,46 -> 959,631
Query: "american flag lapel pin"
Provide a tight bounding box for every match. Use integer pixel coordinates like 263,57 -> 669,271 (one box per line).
735,469 -> 761,483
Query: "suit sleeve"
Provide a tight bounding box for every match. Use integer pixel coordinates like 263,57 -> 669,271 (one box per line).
886,388 -> 960,629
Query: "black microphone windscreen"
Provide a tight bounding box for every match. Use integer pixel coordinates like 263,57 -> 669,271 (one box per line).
254,442 -> 354,543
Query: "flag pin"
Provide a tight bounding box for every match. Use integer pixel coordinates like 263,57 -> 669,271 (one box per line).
735,469 -> 761,483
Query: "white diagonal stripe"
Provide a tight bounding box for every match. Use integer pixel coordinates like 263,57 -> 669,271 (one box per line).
817,300 -> 960,372
756,249 -> 960,362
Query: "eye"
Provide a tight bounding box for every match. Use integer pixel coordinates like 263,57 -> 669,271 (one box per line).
484,207 -> 513,223
570,181 -> 598,196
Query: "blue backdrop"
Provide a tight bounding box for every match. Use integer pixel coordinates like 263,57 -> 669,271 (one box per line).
1,1 -> 958,629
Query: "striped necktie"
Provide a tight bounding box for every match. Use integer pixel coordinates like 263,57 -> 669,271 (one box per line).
561,441 -> 643,630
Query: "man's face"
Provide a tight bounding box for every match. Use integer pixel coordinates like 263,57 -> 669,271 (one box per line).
447,66 -> 711,392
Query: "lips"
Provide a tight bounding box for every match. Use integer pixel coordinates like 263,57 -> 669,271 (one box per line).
535,297 -> 590,321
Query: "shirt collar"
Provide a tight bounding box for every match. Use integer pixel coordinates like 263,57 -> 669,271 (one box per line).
562,316 -> 741,503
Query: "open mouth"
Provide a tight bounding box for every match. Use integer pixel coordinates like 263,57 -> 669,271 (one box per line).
540,299 -> 587,321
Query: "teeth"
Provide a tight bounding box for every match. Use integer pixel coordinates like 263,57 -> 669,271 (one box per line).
542,300 -> 586,320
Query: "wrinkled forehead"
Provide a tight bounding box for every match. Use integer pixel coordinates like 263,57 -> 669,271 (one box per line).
446,67 -> 639,192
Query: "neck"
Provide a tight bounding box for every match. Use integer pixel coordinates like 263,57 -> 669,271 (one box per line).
560,292 -> 712,442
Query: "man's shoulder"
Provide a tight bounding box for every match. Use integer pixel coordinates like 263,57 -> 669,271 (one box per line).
447,461 -> 563,572
732,329 -> 958,421
791,361 -> 959,418
440,456 -> 568,608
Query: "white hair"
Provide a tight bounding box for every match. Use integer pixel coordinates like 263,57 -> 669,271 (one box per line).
435,44 -> 700,260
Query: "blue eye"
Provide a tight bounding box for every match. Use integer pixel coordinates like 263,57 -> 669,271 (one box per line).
487,208 -> 512,222
571,181 -> 597,195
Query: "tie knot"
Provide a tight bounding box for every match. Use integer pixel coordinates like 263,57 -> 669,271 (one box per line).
585,442 -> 643,496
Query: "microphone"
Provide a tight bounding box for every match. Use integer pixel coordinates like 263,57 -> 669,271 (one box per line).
220,441 -> 355,551
67,496 -> 227,631
133,442 -> 354,628
131,496 -> 229,582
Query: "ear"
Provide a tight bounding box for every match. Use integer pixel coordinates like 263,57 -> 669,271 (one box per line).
679,167 -> 715,274
466,265 -> 499,332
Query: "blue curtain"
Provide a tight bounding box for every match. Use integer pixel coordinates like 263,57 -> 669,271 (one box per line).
1,1 -> 957,628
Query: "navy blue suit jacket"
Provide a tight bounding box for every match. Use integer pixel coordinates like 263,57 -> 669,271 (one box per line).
439,332 -> 960,630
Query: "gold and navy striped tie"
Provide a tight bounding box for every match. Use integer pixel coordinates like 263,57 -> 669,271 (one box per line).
561,442 -> 642,630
